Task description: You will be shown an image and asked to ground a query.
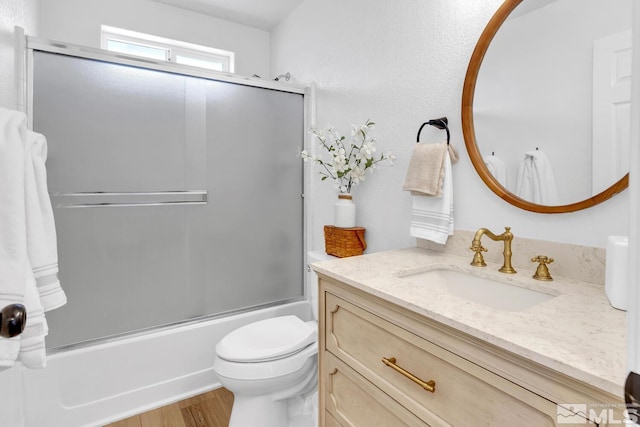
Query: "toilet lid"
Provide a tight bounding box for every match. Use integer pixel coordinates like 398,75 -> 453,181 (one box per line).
216,315 -> 317,363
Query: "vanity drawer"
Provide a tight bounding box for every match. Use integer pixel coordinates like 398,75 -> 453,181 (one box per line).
323,351 -> 428,426
324,291 -> 568,427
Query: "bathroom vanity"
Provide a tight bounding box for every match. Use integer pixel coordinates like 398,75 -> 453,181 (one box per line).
313,248 -> 626,426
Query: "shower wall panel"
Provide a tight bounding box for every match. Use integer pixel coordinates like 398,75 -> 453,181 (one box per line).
31,51 -> 304,349
204,81 -> 304,314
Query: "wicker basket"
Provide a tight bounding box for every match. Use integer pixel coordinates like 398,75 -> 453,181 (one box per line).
324,226 -> 367,258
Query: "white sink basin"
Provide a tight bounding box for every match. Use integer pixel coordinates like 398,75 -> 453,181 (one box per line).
399,268 -> 555,312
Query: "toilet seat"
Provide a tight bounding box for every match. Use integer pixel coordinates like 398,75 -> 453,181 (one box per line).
214,340 -> 317,381
216,315 -> 317,363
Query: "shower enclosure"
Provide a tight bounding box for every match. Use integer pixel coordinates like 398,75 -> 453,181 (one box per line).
28,41 -> 305,350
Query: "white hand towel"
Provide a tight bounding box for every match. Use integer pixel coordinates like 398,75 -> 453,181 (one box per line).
409,151 -> 454,244
24,129 -> 67,311
515,150 -> 558,205
483,154 -> 507,188
0,108 -> 28,366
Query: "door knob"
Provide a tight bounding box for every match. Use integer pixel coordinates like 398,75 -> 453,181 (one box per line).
0,304 -> 27,338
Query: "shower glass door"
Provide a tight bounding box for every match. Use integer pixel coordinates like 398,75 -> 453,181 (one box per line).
31,49 -> 304,349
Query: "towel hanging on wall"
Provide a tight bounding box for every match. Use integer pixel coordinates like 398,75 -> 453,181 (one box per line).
0,107 -> 66,368
405,116 -> 456,244
409,151 -> 454,244
403,142 -> 448,196
0,108 -> 28,366
404,116 -> 460,196
23,128 -> 67,312
515,149 -> 559,205
483,154 -> 507,188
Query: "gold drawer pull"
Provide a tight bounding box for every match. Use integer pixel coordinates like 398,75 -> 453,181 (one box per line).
382,357 -> 436,393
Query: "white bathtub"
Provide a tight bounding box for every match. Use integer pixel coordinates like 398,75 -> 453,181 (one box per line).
14,301 -> 311,427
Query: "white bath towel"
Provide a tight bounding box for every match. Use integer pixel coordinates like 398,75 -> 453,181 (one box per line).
483,154 -> 507,188
24,128 -> 66,311
409,151 -> 454,244
515,150 -> 559,205
0,108 -> 28,366
0,107 -> 65,368
18,261 -> 48,368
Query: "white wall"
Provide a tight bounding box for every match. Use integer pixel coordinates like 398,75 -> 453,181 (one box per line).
0,0 -> 39,110
38,0 -> 270,78
0,1 -> 39,424
272,0 -> 630,252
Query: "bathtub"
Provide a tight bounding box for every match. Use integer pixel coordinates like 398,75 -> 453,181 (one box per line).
16,300 -> 311,427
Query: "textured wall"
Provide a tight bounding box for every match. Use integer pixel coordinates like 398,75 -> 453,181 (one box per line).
0,0 -> 39,110
38,0 -> 271,78
271,0 -> 630,252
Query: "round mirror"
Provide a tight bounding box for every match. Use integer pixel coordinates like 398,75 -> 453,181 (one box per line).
462,0 -> 631,213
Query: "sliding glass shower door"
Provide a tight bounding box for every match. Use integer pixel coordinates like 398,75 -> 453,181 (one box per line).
31,49 -> 304,349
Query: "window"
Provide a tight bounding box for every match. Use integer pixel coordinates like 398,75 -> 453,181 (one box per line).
101,25 -> 234,73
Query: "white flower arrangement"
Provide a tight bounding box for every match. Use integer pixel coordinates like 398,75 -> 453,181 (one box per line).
300,119 -> 395,193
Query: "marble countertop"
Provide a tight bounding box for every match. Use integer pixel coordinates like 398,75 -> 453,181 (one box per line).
311,247 -> 627,397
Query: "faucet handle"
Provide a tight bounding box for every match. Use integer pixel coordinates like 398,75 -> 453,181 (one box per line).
531,256 -> 554,281
470,244 -> 488,267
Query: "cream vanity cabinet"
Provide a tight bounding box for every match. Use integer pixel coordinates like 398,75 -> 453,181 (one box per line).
318,275 -> 623,426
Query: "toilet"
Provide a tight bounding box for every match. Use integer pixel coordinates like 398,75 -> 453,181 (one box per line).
213,251 -> 330,427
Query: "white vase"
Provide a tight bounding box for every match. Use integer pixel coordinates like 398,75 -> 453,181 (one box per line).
334,193 -> 356,228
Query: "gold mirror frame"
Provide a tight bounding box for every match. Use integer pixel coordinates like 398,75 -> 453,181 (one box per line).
461,0 -> 629,214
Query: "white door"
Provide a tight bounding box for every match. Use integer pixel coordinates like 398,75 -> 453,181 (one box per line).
592,29 -> 632,195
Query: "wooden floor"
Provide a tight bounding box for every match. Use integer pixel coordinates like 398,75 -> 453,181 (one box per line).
105,388 -> 234,427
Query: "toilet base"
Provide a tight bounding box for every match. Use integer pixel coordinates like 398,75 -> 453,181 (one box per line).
226,365 -> 317,427
228,388 -> 317,427
229,395 -> 288,427
288,390 -> 318,427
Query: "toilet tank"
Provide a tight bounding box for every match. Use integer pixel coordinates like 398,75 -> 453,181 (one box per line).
306,251 -> 335,321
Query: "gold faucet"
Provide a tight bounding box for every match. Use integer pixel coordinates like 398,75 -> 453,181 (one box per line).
470,227 -> 516,274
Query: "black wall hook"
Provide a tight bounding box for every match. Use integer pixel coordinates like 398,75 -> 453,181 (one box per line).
417,117 -> 450,145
